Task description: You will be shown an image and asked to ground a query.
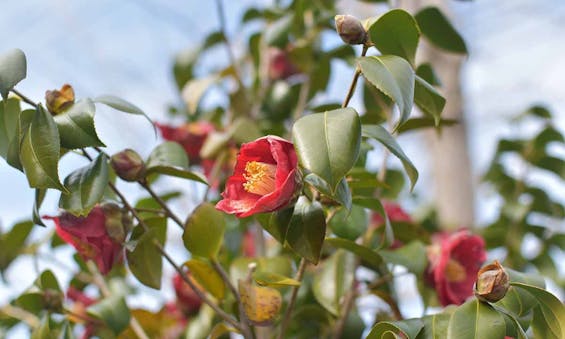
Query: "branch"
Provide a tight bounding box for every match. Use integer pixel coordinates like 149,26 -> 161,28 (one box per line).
277,258 -> 308,339
0,304 -> 40,328
341,45 -> 369,108
215,0 -> 246,92
10,88 -> 38,108
139,181 -> 185,229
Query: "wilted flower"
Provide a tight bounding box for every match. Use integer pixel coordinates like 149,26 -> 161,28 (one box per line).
335,15 -> 367,45
173,273 -> 203,316
110,149 -> 145,182
45,83 -> 75,115
268,48 -> 299,81
156,121 -> 215,165
44,206 -> 129,274
425,229 -> 487,306
475,260 -> 510,302
216,136 -> 300,218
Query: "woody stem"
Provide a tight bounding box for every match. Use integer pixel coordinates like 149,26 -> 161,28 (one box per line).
277,258 -> 308,339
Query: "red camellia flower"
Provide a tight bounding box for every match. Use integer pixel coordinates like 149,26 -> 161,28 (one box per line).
173,273 -> 203,316
216,136 -> 299,218
44,206 -> 125,275
371,201 -> 412,226
268,48 -> 299,80
156,121 -> 215,165
425,229 -> 487,306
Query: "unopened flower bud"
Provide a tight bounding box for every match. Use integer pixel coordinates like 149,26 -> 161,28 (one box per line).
43,289 -> 64,312
475,260 -> 510,302
335,15 -> 367,45
45,84 -> 75,115
110,149 -> 145,182
101,202 -> 131,243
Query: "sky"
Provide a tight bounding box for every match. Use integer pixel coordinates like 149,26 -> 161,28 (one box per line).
0,0 -> 564,334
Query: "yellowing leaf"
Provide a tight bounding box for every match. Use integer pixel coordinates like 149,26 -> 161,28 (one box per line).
238,280 -> 282,326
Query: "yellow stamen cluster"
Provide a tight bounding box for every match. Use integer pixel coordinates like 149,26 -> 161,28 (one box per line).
243,161 -> 277,196
445,259 -> 467,282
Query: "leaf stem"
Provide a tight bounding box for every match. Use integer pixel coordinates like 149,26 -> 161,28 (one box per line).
277,258 -> 308,339
342,45 -> 369,108
10,88 -> 38,108
139,181 -> 185,229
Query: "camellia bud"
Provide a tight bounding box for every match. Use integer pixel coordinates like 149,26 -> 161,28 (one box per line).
45,84 -> 75,115
110,149 -> 146,182
101,202 -> 131,243
474,260 -> 510,302
335,15 -> 367,45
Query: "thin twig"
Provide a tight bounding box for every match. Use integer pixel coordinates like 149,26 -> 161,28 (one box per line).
10,88 -> 38,108
215,0 -> 246,92
277,258 -> 308,339
139,181 -> 185,229
292,77 -> 311,122
341,45 -> 369,108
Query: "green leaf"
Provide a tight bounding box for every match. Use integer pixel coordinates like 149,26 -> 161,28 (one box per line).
397,117 -> 457,134
126,217 -> 167,289
53,98 -> 105,149
511,282 -> 565,339
253,271 -> 300,287
59,154 -> 109,216
33,189 -> 47,226
312,250 -> 355,316
183,203 -> 225,259
145,141 -> 207,184
258,207 -> 294,244
368,9 -> 420,65
20,105 -> 66,191
368,319 -> 424,339
414,76 -> 445,124
292,107 -> 361,191
0,49 -> 26,99
305,174 -> 352,210
87,296 -> 130,335
94,95 -> 154,133
285,196 -> 326,264
209,323 -> 240,339
416,63 -> 441,86
416,314 -> 450,339
358,56 -> 415,127
328,205 -> 367,240
0,220 -> 34,272
31,314 -> 54,339
362,124 -> 418,190
184,305 -> 214,339
506,267 -> 545,288
352,197 -> 393,248
7,108 -> 34,171
184,258 -> 225,299
380,241 -> 427,275
0,98 -> 21,159
446,299 -> 506,339
325,237 -> 382,269
415,7 -> 467,54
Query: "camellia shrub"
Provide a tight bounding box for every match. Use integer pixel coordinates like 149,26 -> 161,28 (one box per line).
0,1 -> 563,339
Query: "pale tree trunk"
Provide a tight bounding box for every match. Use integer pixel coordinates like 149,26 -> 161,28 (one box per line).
402,0 -> 475,229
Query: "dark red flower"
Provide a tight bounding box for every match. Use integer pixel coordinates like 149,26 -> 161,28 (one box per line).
371,201 -> 412,226
44,206 -> 125,275
156,121 -> 215,165
268,48 -> 299,80
173,273 -> 203,316
216,136 -> 299,218
425,230 -> 487,306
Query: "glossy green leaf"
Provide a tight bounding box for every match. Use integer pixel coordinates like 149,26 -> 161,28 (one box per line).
0,220 -> 33,272
358,56 -> 415,127
368,319 -> 424,339
312,250 -> 355,316
258,207 -> 293,244
87,296 -> 130,334
59,154 -> 109,216
380,241 -> 427,275
292,107 -> 361,191
511,282 -> 565,339
415,7 -> 467,54
397,117 -> 457,134
126,217 -> 167,289
229,256 -> 293,287
20,105 -> 65,191
446,299 -> 506,339
416,314 -> 450,339
7,108 -> 34,171
53,98 -> 104,149
328,205 -> 367,240
145,141 -> 207,184
416,63 -> 441,86
0,98 -> 21,159
368,9 -> 420,65
352,197 -> 393,248
0,49 -> 26,99
325,237 -> 382,269
506,267 -> 545,288
285,196 -> 326,264
184,258 -> 225,299
183,203 -> 225,259
94,95 -> 154,133
414,76 -> 445,124
32,189 -> 47,226
253,271 -> 300,287
362,124 -> 418,190
305,174 -> 352,210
